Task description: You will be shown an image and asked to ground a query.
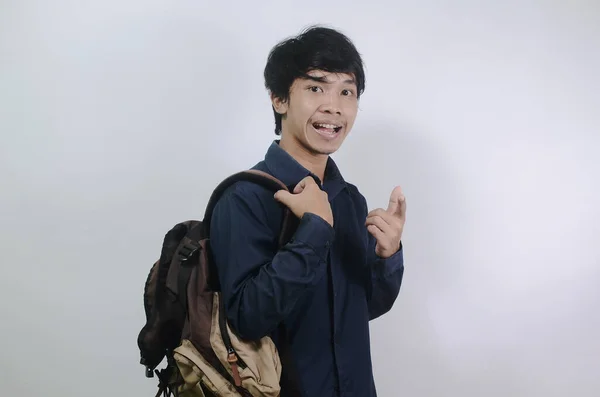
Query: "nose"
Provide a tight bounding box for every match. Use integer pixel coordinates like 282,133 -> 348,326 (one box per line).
321,93 -> 342,115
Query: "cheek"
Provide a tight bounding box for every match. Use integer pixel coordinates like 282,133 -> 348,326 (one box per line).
345,105 -> 358,127
287,106 -> 305,126
298,105 -> 317,125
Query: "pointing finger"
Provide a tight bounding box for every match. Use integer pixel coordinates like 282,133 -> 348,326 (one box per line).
386,186 -> 405,215
398,193 -> 406,220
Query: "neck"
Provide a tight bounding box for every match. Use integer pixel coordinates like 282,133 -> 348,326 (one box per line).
279,134 -> 328,183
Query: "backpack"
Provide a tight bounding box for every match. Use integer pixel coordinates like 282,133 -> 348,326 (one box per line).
137,169 -> 300,397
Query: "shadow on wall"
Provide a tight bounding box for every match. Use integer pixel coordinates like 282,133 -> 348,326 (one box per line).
334,117 -> 473,395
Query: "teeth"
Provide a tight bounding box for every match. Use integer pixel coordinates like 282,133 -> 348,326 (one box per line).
315,123 -> 340,129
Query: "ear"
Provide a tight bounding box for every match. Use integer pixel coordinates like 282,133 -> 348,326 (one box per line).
271,93 -> 289,115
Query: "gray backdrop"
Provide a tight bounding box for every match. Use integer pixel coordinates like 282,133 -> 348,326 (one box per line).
1,1 -> 599,396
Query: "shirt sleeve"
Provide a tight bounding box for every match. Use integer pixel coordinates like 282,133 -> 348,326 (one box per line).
365,234 -> 404,320
358,194 -> 405,320
209,183 -> 335,340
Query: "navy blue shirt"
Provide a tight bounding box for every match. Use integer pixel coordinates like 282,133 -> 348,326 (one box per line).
209,141 -> 404,397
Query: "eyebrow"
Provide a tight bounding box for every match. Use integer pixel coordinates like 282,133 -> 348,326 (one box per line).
304,74 -> 356,86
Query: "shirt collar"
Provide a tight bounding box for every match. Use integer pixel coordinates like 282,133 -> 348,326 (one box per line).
262,140 -> 347,195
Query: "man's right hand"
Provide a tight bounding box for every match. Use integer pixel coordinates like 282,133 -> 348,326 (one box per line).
274,176 -> 334,227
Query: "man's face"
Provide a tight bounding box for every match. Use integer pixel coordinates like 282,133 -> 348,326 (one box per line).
272,70 -> 359,156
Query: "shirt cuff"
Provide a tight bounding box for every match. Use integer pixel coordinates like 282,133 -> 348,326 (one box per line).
290,212 -> 335,261
373,245 -> 404,279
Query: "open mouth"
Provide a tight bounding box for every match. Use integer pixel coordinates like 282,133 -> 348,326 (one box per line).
312,122 -> 343,135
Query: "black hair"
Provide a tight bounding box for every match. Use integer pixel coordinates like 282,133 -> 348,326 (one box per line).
263,25 -> 366,135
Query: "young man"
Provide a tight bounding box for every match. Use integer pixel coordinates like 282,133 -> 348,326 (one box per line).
209,26 -> 406,397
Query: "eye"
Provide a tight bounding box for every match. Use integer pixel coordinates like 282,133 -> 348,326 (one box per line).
341,89 -> 354,96
308,86 -> 323,93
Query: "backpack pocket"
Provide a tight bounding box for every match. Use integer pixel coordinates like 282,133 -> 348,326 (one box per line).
173,338 -> 242,397
209,293 -> 282,397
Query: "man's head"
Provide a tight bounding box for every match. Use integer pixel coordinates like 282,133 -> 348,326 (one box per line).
264,26 -> 365,157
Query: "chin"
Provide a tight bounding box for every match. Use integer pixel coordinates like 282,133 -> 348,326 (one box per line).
305,126 -> 347,154
307,139 -> 345,156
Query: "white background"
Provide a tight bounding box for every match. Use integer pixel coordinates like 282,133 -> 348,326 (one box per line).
1,1 -> 599,396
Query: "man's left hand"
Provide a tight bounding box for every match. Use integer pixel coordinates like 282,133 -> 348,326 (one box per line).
365,186 -> 406,259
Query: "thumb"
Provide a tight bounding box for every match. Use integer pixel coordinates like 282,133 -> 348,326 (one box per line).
294,176 -> 315,194
386,186 -> 405,215
274,189 -> 294,207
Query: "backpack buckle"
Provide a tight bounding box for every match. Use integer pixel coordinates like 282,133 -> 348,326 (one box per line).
140,357 -> 154,377
178,241 -> 200,262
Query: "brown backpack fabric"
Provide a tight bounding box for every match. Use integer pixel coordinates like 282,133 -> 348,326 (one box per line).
137,170 -> 298,397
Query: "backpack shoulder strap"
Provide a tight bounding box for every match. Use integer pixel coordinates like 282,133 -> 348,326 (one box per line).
173,222 -> 204,316
202,169 -> 294,243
